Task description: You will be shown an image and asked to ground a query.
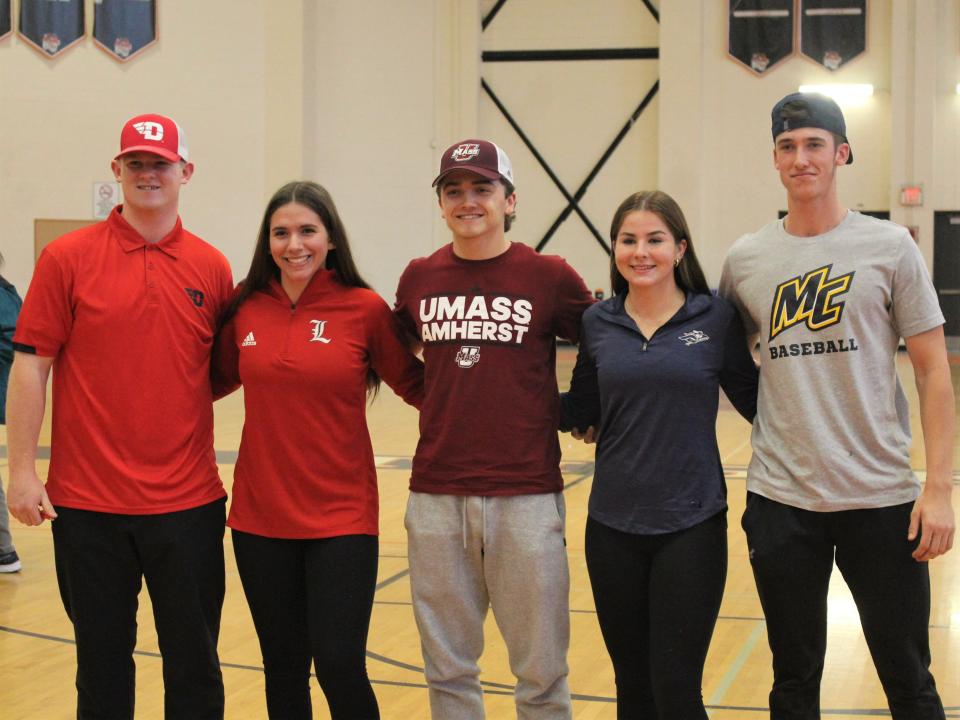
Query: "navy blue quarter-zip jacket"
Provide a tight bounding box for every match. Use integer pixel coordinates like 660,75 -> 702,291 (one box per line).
561,291 -> 758,534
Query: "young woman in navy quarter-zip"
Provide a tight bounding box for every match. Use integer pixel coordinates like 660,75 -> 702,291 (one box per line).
562,191 -> 758,719
213,182 -> 423,720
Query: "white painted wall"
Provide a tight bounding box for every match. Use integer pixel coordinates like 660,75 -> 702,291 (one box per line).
2,0 -> 957,302
890,0 -> 960,264
301,0 -> 445,300
479,0 -> 660,295
660,0 -> 895,287
0,0 -> 281,291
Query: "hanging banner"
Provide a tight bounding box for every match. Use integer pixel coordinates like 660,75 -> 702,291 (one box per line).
800,0 -> 867,71
1,0 -> 11,41
93,0 -> 158,62
728,0 -> 795,75
19,0 -> 85,58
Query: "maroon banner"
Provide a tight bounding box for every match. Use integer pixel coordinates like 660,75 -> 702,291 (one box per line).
19,0 -> 85,58
800,0 -> 867,71
728,0 -> 795,75
93,0 -> 158,62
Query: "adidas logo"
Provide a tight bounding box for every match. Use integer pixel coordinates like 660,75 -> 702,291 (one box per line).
241,332 -> 257,347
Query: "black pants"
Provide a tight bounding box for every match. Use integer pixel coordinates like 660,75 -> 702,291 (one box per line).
743,493 -> 944,720
52,498 -> 226,720
232,531 -> 380,720
584,512 -> 727,720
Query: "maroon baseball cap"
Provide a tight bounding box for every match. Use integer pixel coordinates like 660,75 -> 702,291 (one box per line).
432,139 -> 514,187
116,114 -> 189,162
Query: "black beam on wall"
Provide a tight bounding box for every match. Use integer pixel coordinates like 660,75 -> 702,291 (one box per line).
482,48 -> 658,62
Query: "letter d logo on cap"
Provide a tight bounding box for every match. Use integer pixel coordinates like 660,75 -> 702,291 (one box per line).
133,121 -> 164,142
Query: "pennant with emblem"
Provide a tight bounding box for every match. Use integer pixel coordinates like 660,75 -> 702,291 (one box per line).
728,0 -> 795,75
799,0 -> 866,71
93,0 -> 157,62
1,0 -> 11,41
19,0 -> 84,58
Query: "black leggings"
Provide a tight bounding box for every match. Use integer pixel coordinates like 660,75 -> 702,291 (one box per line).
232,531 -> 380,720
585,512 -> 727,720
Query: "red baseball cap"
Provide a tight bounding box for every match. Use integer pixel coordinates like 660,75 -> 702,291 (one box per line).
116,114 -> 189,162
432,139 -> 514,187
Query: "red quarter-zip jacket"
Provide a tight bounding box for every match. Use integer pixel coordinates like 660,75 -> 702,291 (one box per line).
213,271 -> 423,538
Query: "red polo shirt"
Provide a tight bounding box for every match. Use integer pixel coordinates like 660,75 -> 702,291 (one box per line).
14,206 -> 233,514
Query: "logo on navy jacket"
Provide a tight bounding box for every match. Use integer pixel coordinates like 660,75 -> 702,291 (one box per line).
678,330 -> 710,346
418,294 -> 533,364
767,264 -> 859,360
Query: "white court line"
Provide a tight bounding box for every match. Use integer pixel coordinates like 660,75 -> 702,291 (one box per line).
721,436 -> 752,465
708,621 -> 766,708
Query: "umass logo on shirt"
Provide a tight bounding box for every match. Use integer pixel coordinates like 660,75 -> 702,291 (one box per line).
418,294 -> 532,345
418,293 -> 534,369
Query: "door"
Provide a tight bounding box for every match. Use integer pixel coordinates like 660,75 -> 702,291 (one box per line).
933,211 -> 960,351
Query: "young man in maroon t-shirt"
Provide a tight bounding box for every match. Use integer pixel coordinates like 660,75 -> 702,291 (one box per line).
394,139 -> 593,719
6,115 -> 232,719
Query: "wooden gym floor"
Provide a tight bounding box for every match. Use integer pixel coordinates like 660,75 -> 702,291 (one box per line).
1,349 -> 958,719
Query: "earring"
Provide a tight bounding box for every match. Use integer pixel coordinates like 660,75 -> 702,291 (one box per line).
675,257 -> 682,268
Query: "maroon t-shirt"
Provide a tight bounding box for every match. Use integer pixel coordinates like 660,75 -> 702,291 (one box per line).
394,242 -> 593,495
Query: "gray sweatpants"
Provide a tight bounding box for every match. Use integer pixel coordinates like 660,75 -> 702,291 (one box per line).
0,477 -> 14,554
405,491 -> 572,720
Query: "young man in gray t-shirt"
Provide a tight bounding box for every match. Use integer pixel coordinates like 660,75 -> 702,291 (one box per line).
720,92 -> 955,718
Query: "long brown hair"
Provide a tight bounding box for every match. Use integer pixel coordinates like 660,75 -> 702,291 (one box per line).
609,191 -> 710,297
226,181 -> 380,394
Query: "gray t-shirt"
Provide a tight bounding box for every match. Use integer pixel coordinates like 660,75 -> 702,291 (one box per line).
719,211 -> 944,511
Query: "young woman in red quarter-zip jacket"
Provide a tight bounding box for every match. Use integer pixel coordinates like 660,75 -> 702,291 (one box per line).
213,181 -> 423,720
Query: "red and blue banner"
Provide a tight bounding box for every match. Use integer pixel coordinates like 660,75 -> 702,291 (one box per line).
19,0 -> 85,58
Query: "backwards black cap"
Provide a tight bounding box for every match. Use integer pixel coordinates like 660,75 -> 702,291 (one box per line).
771,92 -> 853,165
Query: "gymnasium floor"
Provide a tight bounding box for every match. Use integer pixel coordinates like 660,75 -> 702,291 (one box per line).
1,349 -> 958,719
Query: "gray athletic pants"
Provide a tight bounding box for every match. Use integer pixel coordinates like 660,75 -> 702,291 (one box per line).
0,479 -> 14,554
405,491 -> 572,720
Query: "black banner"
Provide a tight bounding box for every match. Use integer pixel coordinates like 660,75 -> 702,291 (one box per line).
1,0 -> 11,40
94,0 -> 157,62
800,0 -> 867,70
19,0 -> 84,58
729,0 -> 794,75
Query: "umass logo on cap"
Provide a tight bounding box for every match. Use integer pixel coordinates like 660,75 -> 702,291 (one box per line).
451,143 -> 481,162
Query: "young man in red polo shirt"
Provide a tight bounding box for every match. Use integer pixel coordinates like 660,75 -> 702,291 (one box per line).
394,139 -> 593,719
6,114 -> 233,719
